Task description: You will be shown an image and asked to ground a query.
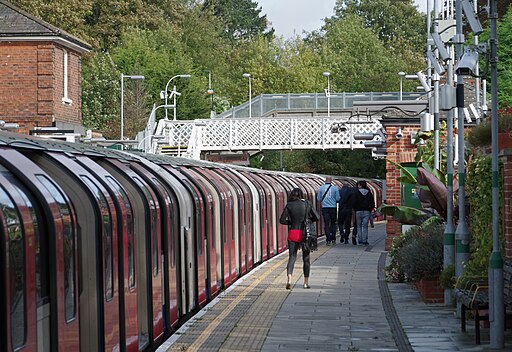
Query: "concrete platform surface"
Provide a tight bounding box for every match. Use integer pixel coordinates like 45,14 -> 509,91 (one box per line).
157,222 -> 511,351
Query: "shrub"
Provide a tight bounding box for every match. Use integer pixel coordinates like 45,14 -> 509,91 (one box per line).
465,155 -> 504,277
440,264 -> 456,289
467,106 -> 512,147
386,218 -> 445,282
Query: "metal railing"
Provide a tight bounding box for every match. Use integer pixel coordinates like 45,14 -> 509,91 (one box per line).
216,92 -> 424,119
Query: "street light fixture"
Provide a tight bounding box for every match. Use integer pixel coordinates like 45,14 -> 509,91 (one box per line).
323,72 -> 331,117
398,71 -> 406,100
120,74 -> 145,143
163,74 -> 191,120
203,70 -> 215,118
243,73 -> 252,118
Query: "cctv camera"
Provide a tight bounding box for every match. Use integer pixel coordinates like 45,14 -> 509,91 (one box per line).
462,0 -> 483,35
427,50 -> 446,76
455,49 -> 479,76
431,32 -> 450,62
416,71 -> 431,92
396,128 -> 403,139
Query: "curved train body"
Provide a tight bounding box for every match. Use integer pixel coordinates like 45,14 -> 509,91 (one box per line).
0,132 -> 382,351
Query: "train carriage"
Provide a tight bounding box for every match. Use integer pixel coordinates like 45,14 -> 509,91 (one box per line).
0,131 -> 383,352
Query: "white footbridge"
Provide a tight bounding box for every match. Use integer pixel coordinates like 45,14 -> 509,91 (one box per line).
137,92 -> 425,160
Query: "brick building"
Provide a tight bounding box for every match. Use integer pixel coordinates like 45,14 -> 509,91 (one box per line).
0,0 -> 91,135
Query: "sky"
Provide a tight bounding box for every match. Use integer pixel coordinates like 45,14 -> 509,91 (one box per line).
257,0 -> 428,39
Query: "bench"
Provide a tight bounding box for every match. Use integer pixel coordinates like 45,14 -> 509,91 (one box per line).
455,259 -> 512,344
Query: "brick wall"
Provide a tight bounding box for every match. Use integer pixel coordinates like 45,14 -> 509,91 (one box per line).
500,150 -> 512,258
384,125 -> 419,250
0,41 -> 82,133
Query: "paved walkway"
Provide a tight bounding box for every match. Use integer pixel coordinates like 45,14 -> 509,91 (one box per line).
158,222 -> 511,351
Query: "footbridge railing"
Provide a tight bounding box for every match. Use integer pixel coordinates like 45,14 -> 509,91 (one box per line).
154,115 -> 385,159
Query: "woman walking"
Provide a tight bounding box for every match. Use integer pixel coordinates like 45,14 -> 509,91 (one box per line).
279,187 -> 319,289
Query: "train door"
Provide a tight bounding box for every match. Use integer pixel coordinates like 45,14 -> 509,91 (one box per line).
193,168 -> 235,285
26,151 -> 120,352
253,175 -> 276,258
164,166 -> 207,307
78,157 -> 140,352
0,149 -> 79,352
210,169 -> 241,277
177,166 -> 220,295
125,161 -> 180,331
265,175 -> 287,254
241,172 -> 267,262
221,169 -> 252,274
130,156 -> 196,315
229,169 -> 259,269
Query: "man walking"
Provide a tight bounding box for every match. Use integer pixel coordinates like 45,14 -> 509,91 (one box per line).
338,184 -> 357,244
317,176 -> 340,245
354,180 -> 375,246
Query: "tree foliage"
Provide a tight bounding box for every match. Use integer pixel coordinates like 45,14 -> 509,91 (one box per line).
203,0 -> 274,42
331,0 -> 426,52
9,0 -> 438,176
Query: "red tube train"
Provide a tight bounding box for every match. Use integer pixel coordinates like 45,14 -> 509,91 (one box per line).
0,131 -> 383,352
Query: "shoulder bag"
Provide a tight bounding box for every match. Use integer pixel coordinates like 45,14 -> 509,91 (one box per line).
302,201 -> 318,252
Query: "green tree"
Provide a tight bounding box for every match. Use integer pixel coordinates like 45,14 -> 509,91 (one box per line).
478,4 -> 512,107
496,4 -> 512,107
331,0 -> 426,52
319,14 -> 417,92
252,149 -> 385,178
203,0 -> 274,41
81,52 -> 120,136
9,0 -> 93,41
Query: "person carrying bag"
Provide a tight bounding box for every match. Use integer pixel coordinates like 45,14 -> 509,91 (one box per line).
280,187 -> 319,290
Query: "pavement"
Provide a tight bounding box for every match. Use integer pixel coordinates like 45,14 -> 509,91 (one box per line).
157,222 -> 511,351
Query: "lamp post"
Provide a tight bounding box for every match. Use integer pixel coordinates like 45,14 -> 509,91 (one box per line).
120,74 -> 145,143
323,71 -> 331,117
489,0 -> 504,346
163,74 -> 191,120
203,70 -> 215,118
398,71 -> 406,100
243,73 -> 252,118
455,0 -> 470,281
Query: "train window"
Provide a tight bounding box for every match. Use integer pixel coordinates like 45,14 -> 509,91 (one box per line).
0,186 -> 26,350
106,176 -> 135,289
1,169 -> 49,312
151,178 -> 176,268
37,175 -> 77,321
133,178 -> 158,277
81,176 -> 114,301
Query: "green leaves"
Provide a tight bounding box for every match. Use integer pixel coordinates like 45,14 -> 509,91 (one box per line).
379,205 -> 431,225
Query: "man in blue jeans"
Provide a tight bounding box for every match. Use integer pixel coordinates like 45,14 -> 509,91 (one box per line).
317,176 -> 340,245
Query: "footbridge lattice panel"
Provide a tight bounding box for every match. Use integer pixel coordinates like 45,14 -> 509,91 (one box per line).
155,116 -> 384,159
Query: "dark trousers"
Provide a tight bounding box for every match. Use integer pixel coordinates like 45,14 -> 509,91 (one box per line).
287,241 -> 310,277
338,208 -> 353,242
322,208 -> 337,243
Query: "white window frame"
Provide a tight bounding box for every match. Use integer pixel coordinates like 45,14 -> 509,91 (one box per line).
61,50 -> 72,105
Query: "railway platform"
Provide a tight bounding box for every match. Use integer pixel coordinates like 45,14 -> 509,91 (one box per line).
158,222 -> 511,351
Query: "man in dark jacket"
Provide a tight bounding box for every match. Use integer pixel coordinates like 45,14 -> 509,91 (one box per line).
353,180 -> 374,245
337,185 -> 357,244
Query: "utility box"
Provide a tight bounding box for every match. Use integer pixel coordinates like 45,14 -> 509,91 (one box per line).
400,163 -> 421,209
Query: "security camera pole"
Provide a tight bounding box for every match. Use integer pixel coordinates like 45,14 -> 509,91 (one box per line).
489,0 -> 504,347
432,0 -> 440,170
454,0 -> 470,279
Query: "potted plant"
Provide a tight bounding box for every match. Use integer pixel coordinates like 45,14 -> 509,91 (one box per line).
385,218 -> 445,303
